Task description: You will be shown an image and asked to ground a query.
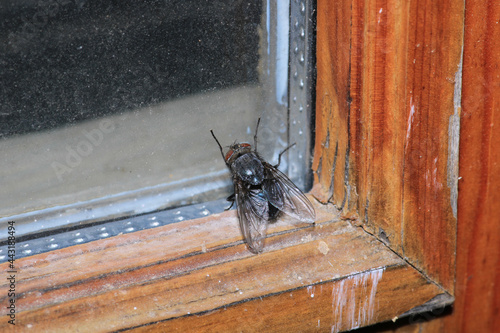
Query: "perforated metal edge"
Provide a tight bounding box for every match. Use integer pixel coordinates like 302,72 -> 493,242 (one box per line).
288,0 -> 315,191
0,199 -> 231,263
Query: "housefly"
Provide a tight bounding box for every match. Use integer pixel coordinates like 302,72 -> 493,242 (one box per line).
210,118 -> 315,253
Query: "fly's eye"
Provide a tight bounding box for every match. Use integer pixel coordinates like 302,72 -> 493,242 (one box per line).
225,149 -> 234,162
241,143 -> 251,148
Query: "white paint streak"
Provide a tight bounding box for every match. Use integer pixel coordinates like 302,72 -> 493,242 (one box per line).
307,285 -> 315,298
405,98 -> 416,152
426,157 -> 442,191
433,157 -> 442,190
330,268 -> 385,333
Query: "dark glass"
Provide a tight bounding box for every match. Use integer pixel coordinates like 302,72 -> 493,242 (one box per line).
1,0 -> 261,137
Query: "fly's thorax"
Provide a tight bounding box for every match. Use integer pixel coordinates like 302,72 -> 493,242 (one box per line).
231,152 -> 264,185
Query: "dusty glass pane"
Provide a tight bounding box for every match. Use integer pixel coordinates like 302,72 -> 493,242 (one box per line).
0,0 -> 294,237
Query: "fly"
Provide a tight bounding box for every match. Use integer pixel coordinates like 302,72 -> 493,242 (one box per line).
210,118 -> 315,253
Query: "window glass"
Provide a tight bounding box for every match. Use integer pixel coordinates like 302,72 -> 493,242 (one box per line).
0,0 -> 297,238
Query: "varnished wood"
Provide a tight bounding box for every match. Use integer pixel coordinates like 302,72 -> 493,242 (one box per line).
451,0 -> 500,330
313,0 -> 463,293
132,266 -> 444,333
396,1 -> 500,332
399,0 -> 462,294
0,201 -> 448,332
311,0 -> 352,209
313,0 -> 500,332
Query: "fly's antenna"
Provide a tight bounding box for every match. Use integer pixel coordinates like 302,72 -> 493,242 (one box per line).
254,117 -> 261,152
210,130 -> 226,162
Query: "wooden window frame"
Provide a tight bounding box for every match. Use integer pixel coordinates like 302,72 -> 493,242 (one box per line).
0,201 -> 452,332
0,0 -> 471,332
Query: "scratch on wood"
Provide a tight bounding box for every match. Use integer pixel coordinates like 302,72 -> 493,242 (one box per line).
330,268 -> 385,333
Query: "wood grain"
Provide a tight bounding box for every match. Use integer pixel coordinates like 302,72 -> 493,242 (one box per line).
132,266 -> 443,333
314,0 -> 500,332
403,1 -> 500,332
311,0 -> 352,208
399,0 -> 462,294
451,0 -> 500,330
0,202 -> 448,332
313,0 -> 463,292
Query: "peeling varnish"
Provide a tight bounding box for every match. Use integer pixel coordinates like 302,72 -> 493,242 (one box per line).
339,136 -> 351,211
329,142 -> 339,201
330,268 -> 385,333
447,47 -> 462,218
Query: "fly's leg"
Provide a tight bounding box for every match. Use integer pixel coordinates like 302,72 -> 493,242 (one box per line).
225,193 -> 235,210
275,143 -> 296,168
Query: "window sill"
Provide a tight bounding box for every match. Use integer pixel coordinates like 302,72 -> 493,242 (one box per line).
0,197 -> 452,332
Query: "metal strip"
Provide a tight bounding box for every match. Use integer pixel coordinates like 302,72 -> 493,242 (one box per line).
288,0 -> 315,191
0,199 -> 231,263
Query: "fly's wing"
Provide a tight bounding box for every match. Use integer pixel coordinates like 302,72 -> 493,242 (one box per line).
262,162 -> 315,223
235,181 -> 269,253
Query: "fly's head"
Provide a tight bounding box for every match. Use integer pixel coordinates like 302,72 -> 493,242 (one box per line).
224,143 -> 253,165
